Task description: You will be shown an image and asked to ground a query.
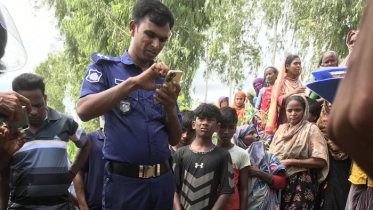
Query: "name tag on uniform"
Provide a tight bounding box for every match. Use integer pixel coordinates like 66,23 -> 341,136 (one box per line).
115,78 -> 124,85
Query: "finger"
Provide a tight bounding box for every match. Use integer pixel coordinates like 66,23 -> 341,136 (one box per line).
156,88 -> 168,100
12,104 -> 23,122
154,84 -> 162,89
172,81 -> 181,94
160,83 -> 172,95
153,94 -> 164,104
158,63 -> 169,77
15,93 -> 32,114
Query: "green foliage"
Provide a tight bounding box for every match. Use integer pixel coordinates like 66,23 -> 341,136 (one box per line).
289,0 -> 365,80
34,53 -> 67,113
205,0 -> 261,99
67,141 -> 76,161
35,0 -> 211,107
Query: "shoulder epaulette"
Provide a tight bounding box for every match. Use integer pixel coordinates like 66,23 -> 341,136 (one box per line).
91,52 -> 121,64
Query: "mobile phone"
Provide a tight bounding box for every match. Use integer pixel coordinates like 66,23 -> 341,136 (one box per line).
154,70 -> 183,103
7,106 -> 29,133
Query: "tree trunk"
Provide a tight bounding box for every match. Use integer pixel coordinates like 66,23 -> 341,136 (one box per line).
228,65 -> 232,104
271,19 -> 278,66
204,48 -> 209,103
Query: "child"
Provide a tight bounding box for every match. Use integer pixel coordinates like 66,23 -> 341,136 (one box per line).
231,91 -> 247,120
232,125 -> 286,210
216,107 -> 250,210
173,103 -> 235,210
170,110 -> 196,155
306,97 -> 322,123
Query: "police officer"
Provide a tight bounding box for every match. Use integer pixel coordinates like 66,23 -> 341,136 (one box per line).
77,0 -> 181,209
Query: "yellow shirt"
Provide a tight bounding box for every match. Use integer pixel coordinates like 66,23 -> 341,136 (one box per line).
349,162 -> 373,187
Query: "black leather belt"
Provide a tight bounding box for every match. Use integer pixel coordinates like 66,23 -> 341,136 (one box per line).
107,159 -> 171,179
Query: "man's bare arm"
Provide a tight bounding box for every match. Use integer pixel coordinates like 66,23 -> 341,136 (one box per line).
328,0 -> 373,178
77,78 -> 137,121
77,63 -> 169,122
212,194 -> 231,210
73,171 -> 89,210
69,139 -> 91,176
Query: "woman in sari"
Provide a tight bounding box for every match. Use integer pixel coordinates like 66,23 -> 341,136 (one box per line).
232,125 -> 286,210
340,30 -> 359,67
255,67 -> 278,132
265,55 -> 306,137
253,78 -> 264,97
316,102 -> 351,210
217,96 -> 229,108
269,95 -> 329,210
310,51 -> 339,101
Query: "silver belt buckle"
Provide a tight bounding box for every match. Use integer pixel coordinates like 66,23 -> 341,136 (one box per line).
139,164 -> 161,178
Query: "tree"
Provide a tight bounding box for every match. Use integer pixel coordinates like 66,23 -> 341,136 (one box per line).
35,0 -> 210,108
206,0 -> 261,100
289,0 -> 365,80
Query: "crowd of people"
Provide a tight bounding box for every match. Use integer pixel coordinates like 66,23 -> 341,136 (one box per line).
0,0 -> 373,210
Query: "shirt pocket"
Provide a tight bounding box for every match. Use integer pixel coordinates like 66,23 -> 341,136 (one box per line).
150,100 -> 166,123
120,90 -> 139,116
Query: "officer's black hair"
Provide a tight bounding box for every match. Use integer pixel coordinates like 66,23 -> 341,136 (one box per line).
307,97 -> 322,121
12,73 -> 45,95
194,103 -> 221,124
181,110 -> 194,130
132,0 -> 174,30
219,107 -> 238,124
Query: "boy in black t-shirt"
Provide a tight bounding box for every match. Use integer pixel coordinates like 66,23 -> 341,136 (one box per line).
173,103 -> 234,210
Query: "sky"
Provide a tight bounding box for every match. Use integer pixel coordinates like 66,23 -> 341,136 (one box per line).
0,0 -> 63,91
0,1 -> 283,111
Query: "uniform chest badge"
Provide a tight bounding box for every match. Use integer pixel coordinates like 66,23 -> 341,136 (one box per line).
119,99 -> 131,114
86,69 -> 102,83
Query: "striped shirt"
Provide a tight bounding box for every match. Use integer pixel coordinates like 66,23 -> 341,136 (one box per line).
9,107 -> 87,210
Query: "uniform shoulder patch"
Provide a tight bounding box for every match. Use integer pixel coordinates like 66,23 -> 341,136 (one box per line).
86,69 -> 103,83
91,52 -> 121,64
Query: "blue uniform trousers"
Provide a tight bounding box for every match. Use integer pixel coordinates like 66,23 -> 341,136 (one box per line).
102,162 -> 174,210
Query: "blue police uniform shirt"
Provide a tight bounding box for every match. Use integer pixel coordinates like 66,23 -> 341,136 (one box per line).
79,51 -> 182,165
81,128 -> 105,210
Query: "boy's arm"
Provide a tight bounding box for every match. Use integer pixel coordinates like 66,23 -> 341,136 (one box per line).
239,166 -> 249,210
212,194 -> 231,210
173,192 -> 182,210
173,151 -> 183,210
0,166 -> 10,210
216,153 -> 235,209
73,170 -> 89,210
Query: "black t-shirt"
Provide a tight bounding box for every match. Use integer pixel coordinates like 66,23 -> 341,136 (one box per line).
173,145 -> 235,210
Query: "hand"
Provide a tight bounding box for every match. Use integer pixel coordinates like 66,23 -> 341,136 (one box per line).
133,63 -> 169,91
248,163 -> 262,178
1,128 -> 26,155
280,159 -> 294,167
292,87 -> 306,95
154,81 -> 181,113
0,91 -> 32,122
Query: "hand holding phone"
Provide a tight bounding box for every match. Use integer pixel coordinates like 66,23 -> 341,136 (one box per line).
154,70 -> 183,103
7,106 -> 29,134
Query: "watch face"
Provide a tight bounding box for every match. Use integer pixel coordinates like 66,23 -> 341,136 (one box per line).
119,99 -> 131,114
